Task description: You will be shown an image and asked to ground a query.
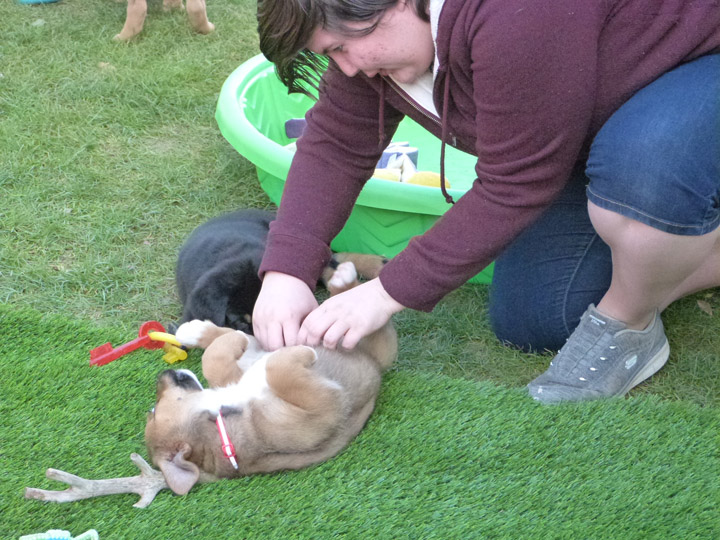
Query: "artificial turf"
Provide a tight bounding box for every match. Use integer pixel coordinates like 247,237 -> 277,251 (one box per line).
3,304 -> 718,539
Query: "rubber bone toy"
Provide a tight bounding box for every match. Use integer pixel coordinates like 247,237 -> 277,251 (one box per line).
89,321 -> 187,366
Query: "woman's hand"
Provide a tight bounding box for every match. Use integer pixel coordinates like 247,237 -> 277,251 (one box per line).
298,278 -> 404,350
252,272 -> 318,350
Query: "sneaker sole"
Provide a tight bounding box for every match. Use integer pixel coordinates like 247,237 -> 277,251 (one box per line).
619,339 -> 670,396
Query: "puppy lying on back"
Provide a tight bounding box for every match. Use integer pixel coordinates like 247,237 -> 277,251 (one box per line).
24,258 -> 392,508
176,209 -> 387,334
145,262 -> 397,496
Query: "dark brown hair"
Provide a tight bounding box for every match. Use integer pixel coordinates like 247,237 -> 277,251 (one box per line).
257,0 -> 429,95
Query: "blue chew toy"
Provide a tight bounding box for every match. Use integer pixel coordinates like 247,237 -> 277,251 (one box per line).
19,530 -> 99,540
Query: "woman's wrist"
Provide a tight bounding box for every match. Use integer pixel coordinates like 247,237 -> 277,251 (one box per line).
262,270 -> 307,287
373,277 -> 406,315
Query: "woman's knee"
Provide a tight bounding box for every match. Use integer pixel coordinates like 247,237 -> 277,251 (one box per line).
488,230 -> 611,353
488,292 -> 569,353
487,169 -> 613,352
488,273 -> 607,353
587,54 -> 720,236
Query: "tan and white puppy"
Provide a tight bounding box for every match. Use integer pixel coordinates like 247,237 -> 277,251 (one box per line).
115,0 -> 214,41
144,262 -> 397,496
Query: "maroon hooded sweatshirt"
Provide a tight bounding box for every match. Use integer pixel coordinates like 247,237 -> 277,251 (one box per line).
259,0 -> 720,312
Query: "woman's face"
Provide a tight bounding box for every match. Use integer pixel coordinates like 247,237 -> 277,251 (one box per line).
306,0 -> 434,84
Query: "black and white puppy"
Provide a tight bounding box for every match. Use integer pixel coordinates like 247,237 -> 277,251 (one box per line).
175,209 -> 274,334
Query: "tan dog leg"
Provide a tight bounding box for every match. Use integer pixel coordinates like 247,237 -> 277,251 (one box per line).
265,346 -> 341,413
114,0 -> 148,41
176,320 -> 247,386
321,254 -> 388,292
175,320 -> 237,349
263,346 -> 344,450
324,261 -> 360,296
186,0 -> 215,34
334,253 -> 388,280
201,331 -> 249,387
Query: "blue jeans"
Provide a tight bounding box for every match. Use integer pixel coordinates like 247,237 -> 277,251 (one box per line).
489,54 -> 720,352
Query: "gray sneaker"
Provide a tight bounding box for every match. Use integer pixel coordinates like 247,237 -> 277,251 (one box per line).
527,304 -> 669,404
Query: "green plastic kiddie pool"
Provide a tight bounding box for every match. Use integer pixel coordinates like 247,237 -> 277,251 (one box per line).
215,54 -> 493,284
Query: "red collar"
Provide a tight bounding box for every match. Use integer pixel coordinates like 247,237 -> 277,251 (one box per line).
216,411 -> 238,470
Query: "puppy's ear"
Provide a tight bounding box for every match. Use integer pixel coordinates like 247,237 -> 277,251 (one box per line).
157,443 -> 201,495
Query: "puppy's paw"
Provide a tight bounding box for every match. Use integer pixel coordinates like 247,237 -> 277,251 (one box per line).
284,346 -> 318,369
334,253 -> 388,279
196,21 -> 215,34
326,261 -> 358,295
175,319 -> 217,347
297,345 -> 319,368
268,345 -> 318,370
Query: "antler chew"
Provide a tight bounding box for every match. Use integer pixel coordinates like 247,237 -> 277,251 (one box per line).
25,453 -> 168,508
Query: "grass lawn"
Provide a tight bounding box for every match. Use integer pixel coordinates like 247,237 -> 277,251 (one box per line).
1,1 -> 718,538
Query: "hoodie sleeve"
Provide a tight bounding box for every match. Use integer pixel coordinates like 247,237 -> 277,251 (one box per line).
379,0 -> 600,311
259,65 -> 404,289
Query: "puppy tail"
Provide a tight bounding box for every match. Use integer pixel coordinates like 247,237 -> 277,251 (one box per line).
175,320 -> 237,349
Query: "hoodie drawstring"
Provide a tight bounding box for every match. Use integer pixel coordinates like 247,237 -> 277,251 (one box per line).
439,74 -> 455,205
378,78 -> 386,149
377,74 -> 455,205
